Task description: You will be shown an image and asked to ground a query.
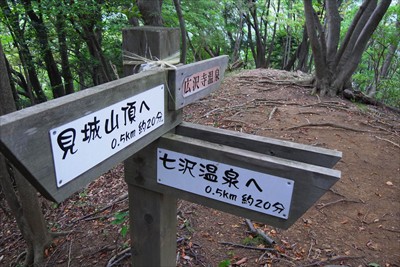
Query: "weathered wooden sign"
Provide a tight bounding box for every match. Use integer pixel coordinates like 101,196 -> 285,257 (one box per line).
0,55 -> 230,203
0,70 -> 182,202
168,55 -> 229,110
125,122 -> 342,229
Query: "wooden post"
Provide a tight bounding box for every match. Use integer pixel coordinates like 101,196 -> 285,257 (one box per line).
123,26 -> 180,266
129,186 -> 177,266
122,26 -> 180,76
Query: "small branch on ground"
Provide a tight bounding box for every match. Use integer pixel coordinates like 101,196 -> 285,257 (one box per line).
71,193 -> 128,223
244,219 -> 275,245
219,242 -> 296,261
67,238 -> 73,267
219,241 -> 276,252
298,255 -> 364,267
50,230 -> 76,238
316,198 -> 364,210
380,227 -> 400,233
268,107 -> 277,120
106,247 -> 131,267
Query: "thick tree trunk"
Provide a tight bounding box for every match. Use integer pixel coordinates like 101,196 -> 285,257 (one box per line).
0,41 -> 52,267
303,0 -> 392,96
332,0 -> 392,93
137,0 -> 164,26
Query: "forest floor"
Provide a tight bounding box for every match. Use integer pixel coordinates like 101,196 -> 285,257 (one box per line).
1,69 -> 399,267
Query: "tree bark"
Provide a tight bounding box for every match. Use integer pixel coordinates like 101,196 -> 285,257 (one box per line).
266,0 -> 279,67
0,41 -> 52,267
55,1 -> 74,95
22,0 -> 65,98
0,0 -> 46,103
332,0 -> 392,93
380,19 -> 399,79
137,0 -> 164,26
303,0 -> 392,96
245,0 -> 267,68
173,0 -> 187,63
325,0 -> 341,69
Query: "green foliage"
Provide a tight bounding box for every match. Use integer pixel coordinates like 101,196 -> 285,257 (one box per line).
111,211 -> 129,238
376,77 -> 400,108
218,259 -> 231,267
352,3 -> 400,108
1,0 -> 398,108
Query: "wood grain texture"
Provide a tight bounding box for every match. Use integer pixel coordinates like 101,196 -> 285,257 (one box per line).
176,122 -> 342,168
128,185 -> 177,267
122,27 -> 180,76
125,132 -> 341,229
0,70 -> 182,202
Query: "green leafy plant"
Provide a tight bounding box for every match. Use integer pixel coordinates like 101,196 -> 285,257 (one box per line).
111,211 -> 129,238
218,259 -> 231,267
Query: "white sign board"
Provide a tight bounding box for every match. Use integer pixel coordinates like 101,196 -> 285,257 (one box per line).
157,148 -> 294,219
50,85 -> 165,187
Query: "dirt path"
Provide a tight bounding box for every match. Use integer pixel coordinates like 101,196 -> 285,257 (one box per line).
1,69 -> 399,267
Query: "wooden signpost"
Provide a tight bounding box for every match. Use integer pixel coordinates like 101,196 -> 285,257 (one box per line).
0,27 -> 342,266
0,70 -> 182,203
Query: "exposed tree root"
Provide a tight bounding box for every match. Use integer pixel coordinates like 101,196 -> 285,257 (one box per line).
374,136 -> 400,148
286,122 -> 370,132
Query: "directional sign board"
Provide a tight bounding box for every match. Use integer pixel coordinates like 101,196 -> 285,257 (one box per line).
125,123 -> 342,229
0,70 -> 182,202
157,148 -> 294,219
168,55 -> 229,110
50,85 -> 165,187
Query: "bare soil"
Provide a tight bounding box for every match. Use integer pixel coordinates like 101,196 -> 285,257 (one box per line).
1,69 -> 399,267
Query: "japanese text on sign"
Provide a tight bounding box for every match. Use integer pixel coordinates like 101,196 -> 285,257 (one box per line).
182,66 -> 220,98
157,148 -> 294,219
50,85 -> 165,187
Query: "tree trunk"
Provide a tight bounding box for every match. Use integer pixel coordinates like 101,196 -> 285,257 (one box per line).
22,0 -> 65,98
296,27 -> 310,72
332,0 -> 392,93
380,19 -> 399,79
137,0 -> 164,26
303,0 -> 392,96
0,41 -> 52,267
4,56 -> 21,109
266,0 -> 279,67
232,14 -> 244,63
0,0 -> 46,104
55,1 -> 74,95
173,0 -> 187,63
246,0 -> 267,68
